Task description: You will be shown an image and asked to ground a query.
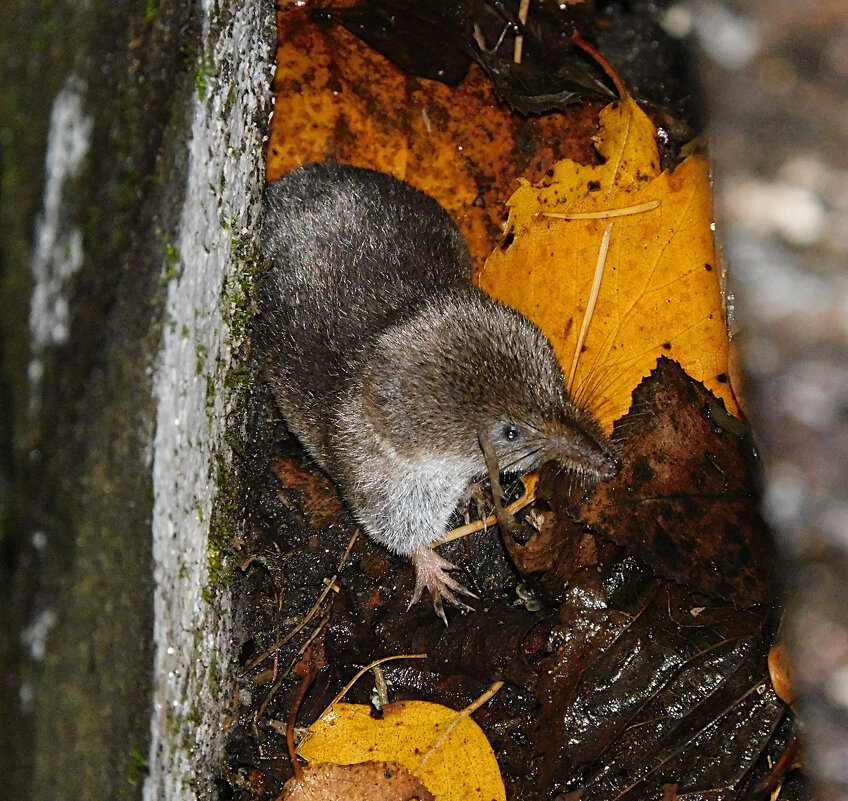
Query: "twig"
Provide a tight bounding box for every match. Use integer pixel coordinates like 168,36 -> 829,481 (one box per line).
315,654 -> 428,724
434,479 -> 538,546
253,615 -> 328,737
239,576 -> 338,676
477,432 -> 519,532
239,529 -> 360,676
567,221 -> 614,393
336,528 -> 360,573
372,666 -> 389,709
544,199 -> 659,220
414,681 -> 504,775
472,23 -> 486,51
572,28 -> 626,98
285,642 -> 321,782
513,0 -> 530,63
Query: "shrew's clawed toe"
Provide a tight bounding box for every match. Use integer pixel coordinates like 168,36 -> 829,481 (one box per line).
410,547 -> 477,625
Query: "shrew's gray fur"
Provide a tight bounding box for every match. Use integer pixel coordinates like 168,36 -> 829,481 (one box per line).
255,162 -> 618,615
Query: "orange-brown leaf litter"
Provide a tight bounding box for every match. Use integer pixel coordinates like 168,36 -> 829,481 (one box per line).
268,6 -> 604,266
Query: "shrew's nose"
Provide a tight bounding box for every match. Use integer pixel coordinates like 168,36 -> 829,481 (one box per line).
598,452 -> 622,479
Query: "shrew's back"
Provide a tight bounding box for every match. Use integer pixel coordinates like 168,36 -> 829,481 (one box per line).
255,163 -> 474,460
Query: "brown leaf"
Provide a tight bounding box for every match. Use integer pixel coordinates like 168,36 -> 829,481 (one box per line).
769,641 -> 796,708
273,459 -> 345,530
531,562 -> 787,796
569,358 -> 774,607
281,761 -> 435,801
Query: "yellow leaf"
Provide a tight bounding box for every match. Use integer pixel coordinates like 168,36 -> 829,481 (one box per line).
503,96 -> 662,236
479,97 -> 739,431
298,701 -> 507,801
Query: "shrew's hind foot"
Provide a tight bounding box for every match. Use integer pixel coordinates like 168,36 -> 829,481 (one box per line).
409,546 -> 477,625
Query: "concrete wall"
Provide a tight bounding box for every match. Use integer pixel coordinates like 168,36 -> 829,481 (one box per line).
0,1 -> 274,798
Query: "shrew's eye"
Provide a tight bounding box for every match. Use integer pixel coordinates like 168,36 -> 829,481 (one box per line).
502,424 -> 521,441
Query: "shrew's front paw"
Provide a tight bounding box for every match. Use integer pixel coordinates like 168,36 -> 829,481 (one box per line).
409,546 -> 477,625
458,478 -> 494,528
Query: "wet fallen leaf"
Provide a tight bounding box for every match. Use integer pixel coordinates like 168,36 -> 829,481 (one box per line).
338,1 -> 473,86
531,545 -> 787,798
571,358 -> 774,607
282,760 -> 434,801
297,701 -> 507,801
769,641 -> 795,708
273,458 -> 345,529
478,95 -> 739,432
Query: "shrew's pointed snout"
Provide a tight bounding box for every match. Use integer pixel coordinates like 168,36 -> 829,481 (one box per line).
559,425 -> 621,481
598,451 -> 622,480
579,438 -> 620,480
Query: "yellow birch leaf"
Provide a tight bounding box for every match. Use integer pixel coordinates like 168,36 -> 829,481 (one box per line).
503,96 -> 662,236
478,97 -> 740,431
297,701 -> 507,801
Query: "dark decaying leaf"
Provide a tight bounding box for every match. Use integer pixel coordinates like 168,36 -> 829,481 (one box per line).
337,0 -> 475,86
571,357 -> 775,608
333,0 -> 612,105
332,0 -> 700,144
538,574 -> 785,797
469,0 -> 616,115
